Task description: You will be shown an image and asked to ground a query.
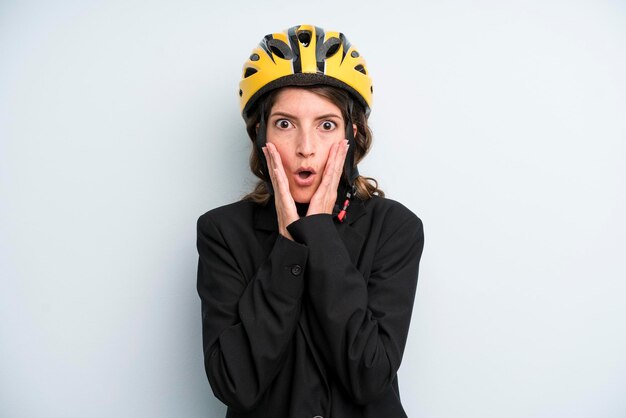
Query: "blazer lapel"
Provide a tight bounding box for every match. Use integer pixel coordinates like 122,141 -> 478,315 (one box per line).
335,197 -> 368,266
253,200 -> 279,251
254,200 -> 278,231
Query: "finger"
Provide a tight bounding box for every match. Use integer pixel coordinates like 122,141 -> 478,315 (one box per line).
266,143 -> 282,171
318,142 -> 338,189
322,141 -> 348,196
262,146 -> 277,185
264,147 -> 298,231
264,143 -> 276,170
266,144 -> 293,199
266,144 -> 287,186
262,146 -> 270,171
307,143 -> 341,215
334,139 -> 349,178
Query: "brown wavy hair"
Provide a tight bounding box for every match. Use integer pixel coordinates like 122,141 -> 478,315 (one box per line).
242,85 -> 384,203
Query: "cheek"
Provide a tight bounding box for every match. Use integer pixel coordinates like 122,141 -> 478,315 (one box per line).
321,137 -> 344,158
316,147 -> 332,170
267,142 -> 292,169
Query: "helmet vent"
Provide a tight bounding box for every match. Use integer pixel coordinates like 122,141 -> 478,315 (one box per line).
326,43 -> 340,58
354,64 -> 366,75
319,37 -> 341,59
297,30 -> 312,47
267,39 -> 293,59
244,67 -> 257,78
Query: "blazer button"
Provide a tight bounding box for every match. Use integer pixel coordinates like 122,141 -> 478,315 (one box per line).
291,265 -> 302,276
313,416 -> 323,418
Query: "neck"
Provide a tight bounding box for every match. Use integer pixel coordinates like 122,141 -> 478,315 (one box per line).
295,202 -> 309,217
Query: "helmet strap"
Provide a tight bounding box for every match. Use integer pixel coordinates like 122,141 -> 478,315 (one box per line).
344,99 -> 360,184
337,99 -> 359,222
255,102 -> 274,195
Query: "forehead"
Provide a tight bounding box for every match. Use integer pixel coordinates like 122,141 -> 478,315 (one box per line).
270,87 -> 342,117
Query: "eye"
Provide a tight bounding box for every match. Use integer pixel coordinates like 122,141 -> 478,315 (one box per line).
275,119 -> 293,129
320,120 -> 337,131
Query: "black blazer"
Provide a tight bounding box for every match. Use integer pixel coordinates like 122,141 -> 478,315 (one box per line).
197,196 -> 424,418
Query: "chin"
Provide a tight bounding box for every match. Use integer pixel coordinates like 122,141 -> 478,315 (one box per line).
292,191 -> 313,204
293,197 -> 312,204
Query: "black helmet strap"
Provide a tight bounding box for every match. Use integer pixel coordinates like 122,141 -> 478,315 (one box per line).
255,101 -> 274,195
336,98 -> 359,222
344,98 -> 359,186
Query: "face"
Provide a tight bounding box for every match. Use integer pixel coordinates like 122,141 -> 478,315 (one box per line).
266,87 -> 355,203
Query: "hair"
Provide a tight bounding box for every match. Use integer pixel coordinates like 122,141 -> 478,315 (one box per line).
241,85 -> 384,204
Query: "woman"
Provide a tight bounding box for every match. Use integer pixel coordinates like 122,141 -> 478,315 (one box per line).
197,24 -> 424,418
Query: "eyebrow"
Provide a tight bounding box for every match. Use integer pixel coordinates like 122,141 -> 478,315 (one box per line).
269,111 -> 342,120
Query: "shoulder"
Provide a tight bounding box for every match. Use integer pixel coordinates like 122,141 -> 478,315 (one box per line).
361,196 -> 423,232
197,200 -> 259,234
354,196 -> 424,252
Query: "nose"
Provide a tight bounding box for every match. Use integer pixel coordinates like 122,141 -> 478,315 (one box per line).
295,128 -> 315,158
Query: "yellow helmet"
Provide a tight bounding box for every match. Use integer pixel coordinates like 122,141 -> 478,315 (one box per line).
239,24 -> 373,118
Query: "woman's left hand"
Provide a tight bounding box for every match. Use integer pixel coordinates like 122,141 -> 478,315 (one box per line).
307,140 -> 349,216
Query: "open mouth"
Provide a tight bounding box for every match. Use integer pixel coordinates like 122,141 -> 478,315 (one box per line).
296,167 -> 316,180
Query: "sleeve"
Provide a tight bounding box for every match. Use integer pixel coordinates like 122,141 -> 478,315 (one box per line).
287,209 -> 424,405
196,213 -> 309,411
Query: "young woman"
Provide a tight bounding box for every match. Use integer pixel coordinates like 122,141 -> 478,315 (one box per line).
197,24 -> 425,418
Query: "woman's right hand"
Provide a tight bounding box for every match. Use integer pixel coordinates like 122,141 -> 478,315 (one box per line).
263,143 -> 299,240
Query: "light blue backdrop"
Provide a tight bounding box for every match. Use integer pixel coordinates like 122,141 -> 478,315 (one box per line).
2,0 -> 625,417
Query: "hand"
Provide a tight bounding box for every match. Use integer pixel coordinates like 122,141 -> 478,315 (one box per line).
263,143 -> 299,240
307,140 -> 349,217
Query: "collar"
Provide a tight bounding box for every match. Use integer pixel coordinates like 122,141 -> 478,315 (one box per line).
253,194 -> 368,232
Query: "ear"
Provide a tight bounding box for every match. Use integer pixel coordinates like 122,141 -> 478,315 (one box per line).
352,123 -> 357,138
255,122 -> 260,133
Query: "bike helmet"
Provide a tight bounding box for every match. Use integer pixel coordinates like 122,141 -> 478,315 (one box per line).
239,24 -> 373,118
